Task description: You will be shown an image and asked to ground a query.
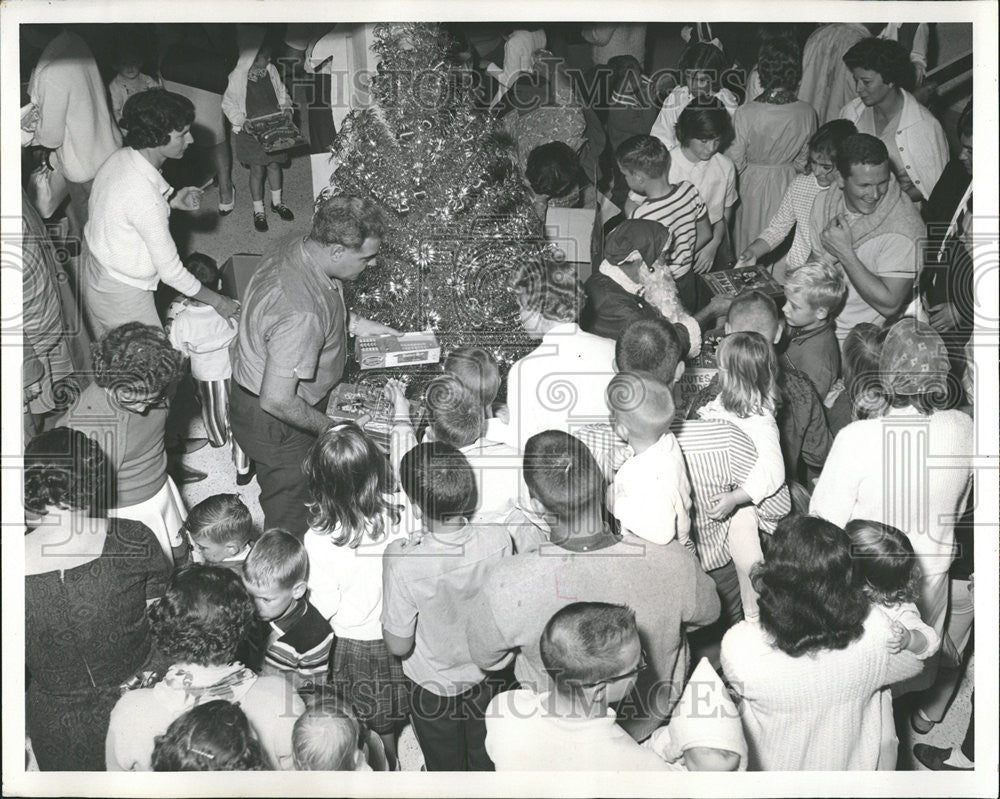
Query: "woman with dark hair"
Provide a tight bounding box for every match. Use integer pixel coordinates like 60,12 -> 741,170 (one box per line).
838,38 -> 948,203
720,515 -> 923,770
25,427 -> 170,771
55,323 -> 188,562
729,38 -> 817,252
649,40 -> 739,150
811,318 -> 974,648
82,89 -> 239,337
670,98 -> 738,273
106,564 -> 305,771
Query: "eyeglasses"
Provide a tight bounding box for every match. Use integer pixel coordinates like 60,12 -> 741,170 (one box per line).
809,159 -> 836,175
580,649 -> 648,689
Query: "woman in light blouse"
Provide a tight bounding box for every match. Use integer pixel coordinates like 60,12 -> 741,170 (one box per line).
82,89 -> 239,338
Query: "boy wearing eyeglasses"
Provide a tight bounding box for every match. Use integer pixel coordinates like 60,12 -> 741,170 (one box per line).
484,602 -> 671,770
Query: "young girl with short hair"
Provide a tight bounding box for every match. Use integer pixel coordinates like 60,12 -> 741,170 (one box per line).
845,519 -> 941,769
151,700 -> 268,771
302,422 -> 418,770
696,331 -> 786,620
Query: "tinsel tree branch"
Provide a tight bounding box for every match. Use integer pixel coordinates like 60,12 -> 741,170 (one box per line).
321,22 -> 548,377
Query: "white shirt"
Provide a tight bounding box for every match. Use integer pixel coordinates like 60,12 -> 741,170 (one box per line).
84,148 -> 203,297
304,492 -> 418,640
166,299 -> 238,381
810,407 -> 974,576
839,89 -> 948,201
668,145 -> 738,225
485,689 -> 671,771
28,30 -> 121,183
649,85 -> 739,151
504,322 -> 617,450
610,433 -> 692,546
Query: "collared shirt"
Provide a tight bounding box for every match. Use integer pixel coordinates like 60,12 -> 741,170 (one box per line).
668,145 -> 738,225
757,173 -> 828,271
231,234 -> 348,404
785,320 -> 841,400
85,147 -> 201,297
381,521 -> 513,696
241,597 -> 334,688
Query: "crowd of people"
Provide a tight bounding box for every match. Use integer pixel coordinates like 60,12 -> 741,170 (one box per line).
20,21 -> 979,776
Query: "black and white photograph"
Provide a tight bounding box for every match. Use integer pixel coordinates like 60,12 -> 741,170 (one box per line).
1,1 -> 996,796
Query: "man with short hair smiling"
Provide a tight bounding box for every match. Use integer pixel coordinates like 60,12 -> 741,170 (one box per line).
809,133 -> 924,342
484,602 -> 672,771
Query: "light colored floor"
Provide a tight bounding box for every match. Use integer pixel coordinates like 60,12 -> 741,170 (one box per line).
171,145 -> 974,773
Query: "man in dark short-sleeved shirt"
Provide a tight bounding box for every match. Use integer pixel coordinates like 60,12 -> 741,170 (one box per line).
230,196 -> 397,537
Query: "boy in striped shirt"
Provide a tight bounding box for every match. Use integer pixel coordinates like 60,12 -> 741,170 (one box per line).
240,529 -> 334,694
616,135 -> 712,312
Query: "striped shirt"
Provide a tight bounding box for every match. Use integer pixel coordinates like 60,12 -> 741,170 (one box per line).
630,181 -> 706,278
575,419 -> 791,571
242,598 -> 334,690
757,174 -> 828,272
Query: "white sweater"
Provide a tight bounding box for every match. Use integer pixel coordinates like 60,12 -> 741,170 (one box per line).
28,30 -> 121,183
721,610 -> 923,770
811,407 -> 974,576
84,148 -> 202,297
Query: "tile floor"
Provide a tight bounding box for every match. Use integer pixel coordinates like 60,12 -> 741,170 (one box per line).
170,145 -> 975,773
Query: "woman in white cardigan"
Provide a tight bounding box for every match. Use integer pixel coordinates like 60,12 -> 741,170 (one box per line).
82,90 -> 240,338
721,515 -> 923,770
839,38 -> 947,203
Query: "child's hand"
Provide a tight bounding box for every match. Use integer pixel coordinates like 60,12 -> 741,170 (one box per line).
383,379 -> 411,419
706,490 -> 740,521
693,243 -> 718,274
736,249 -> 757,267
170,186 -> 205,211
887,621 -> 911,654
705,294 -> 733,320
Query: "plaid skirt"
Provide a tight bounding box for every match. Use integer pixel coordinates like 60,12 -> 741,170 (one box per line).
328,637 -> 409,734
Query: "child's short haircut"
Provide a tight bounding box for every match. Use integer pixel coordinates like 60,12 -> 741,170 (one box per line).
540,602 -> 638,693
615,317 -> 685,387
525,142 -> 582,199
607,371 -> 675,440
426,374 -> 485,448
183,252 -> 220,288
844,519 -> 921,606
292,694 -> 366,771
808,119 -> 857,159
443,347 -> 500,410
523,430 -> 605,520
242,528 -> 309,590
675,97 -> 734,149
783,259 -> 847,313
399,442 -> 478,521
616,135 -> 671,179
184,494 -> 255,548
726,289 -> 781,342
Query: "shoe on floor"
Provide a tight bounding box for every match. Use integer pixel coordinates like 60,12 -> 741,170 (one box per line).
913,743 -> 973,771
271,203 -> 294,221
219,185 -> 235,216
170,464 -> 208,485
254,211 -> 268,232
236,463 -> 256,487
